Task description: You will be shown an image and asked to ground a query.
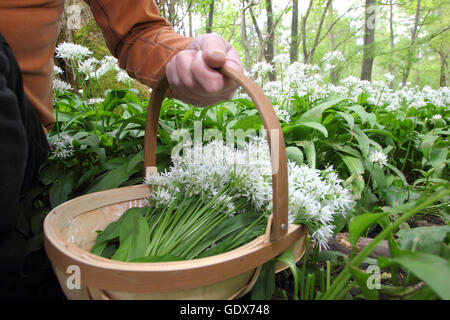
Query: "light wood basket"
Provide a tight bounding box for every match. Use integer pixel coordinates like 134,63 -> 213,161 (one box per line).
43,66 -> 309,300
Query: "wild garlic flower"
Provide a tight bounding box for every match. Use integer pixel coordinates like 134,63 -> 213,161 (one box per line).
322,50 -> 345,71
87,98 -> 105,105
51,135 -> 74,160
53,78 -> 72,92
53,65 -> 64,76
78,57 -> 100,79
273,54 -> 290,67
273,105 -> 291,123
369,151 -> 388,167
251,61 -> 274,77
384,73 -> 395,83
287,163 -> 354,250
55,42 -> 92,60
432,114 -> 442,121
93,56 -> 120,78
145,138 -> 354,250
116,70 -> 133,84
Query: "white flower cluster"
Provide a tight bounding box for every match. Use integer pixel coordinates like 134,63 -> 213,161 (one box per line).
53,78 -> 72,92
251,61 -> 274,79
369,150 -> 388,167
51,135 -> 74,160
322,50 -> 345,71
144,138 -> 354,249
116,70 -> 133,84
78,57 -> 100,79
55,42 -> 92,60
77,55 -> 122,80
53,65 -> 64,76
242,51 -> 449,112
288,164 -> 354,250
87,97 -> 105,105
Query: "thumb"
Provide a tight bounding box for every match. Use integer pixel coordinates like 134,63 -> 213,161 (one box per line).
190,33 -> 229,69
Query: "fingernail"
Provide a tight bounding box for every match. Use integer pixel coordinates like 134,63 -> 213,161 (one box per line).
212,50 -> 226,57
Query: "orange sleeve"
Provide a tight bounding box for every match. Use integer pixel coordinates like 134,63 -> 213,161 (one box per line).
85,0 -> 193,88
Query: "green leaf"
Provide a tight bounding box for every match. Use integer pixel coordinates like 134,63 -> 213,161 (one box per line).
363,129 -> 399,143
130,255 -> 185,262
296,140 -> 316,168
421,134 -> 438,160
251,259 -> 277,300
378,251 -> 450,300
348,264 -> 379,300
111,210 -> 151,262
349,105 -> 376,127
40,163 -> 63,185
126,150 -> 144,173
275,251 -> 300,300
295,122 -> 328,137
337,111 -> 354,130
341,155 -> 364,176
49,172 -> 74,208
353,128 -> 370,159
285,146 -> 304,165
232,115 -> 263,131
348,212 -> 389,247
87,162 -> 134,193
298,97 -> 344,123
91,207 -> 149,256
396,226 -> 450,256
385,163 -> 408,186
429,147 -> 448,168
191,212 -> 261,258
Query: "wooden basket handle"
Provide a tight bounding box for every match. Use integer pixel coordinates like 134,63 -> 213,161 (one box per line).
143,65 -> 288,241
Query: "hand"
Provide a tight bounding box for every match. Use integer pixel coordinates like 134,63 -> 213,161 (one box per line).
166,33 -> 243,107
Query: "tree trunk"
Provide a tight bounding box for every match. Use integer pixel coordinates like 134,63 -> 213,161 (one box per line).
361,0 -> 377,81
188,1 -> 193,37
329,3 -> 338,85
240,1 -> 250,70
265,0 -> 276,81
388,0 -> 395,88
206,0 -> 214,33
401,0 -> 421,87
301,0 -> 314,63
308,0 -> 333,63
168,0 -> 175,25
439,52 -> 448,87
290,0 -> 299,63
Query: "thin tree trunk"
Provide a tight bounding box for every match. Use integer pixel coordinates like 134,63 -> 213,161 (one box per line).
206,0 -> 214,33
171,0 -> 176,25
401,0 -> 421,87
388,0 -> 395,88
329,3 -> 338,85
265,0 -> 276,81
290,0 -> 299,63
361,0 -> 377,81
308,0 -> 333,63
241,1 -> 250,70
301,0 -> 314,63
189,10 -> 193,37
439,51 -> 447,87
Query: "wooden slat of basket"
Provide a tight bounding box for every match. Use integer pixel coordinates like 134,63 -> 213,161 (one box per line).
45,185 -> 306,292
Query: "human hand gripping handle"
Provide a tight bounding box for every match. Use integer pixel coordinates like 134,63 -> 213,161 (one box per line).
166,33 -> 244,107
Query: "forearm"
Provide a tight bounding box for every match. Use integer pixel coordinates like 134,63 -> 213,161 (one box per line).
85,0 -> 193,88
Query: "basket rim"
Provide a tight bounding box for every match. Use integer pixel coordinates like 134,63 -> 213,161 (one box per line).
43,184 -> 306,292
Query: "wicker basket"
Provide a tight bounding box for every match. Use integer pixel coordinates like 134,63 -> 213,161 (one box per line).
43,66 -> 309,300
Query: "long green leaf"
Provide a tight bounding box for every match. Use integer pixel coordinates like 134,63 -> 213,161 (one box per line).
348,212 -> 389,247
298,97 -> 345,123
378,251 -> 450,300
111,210 -> 150,262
